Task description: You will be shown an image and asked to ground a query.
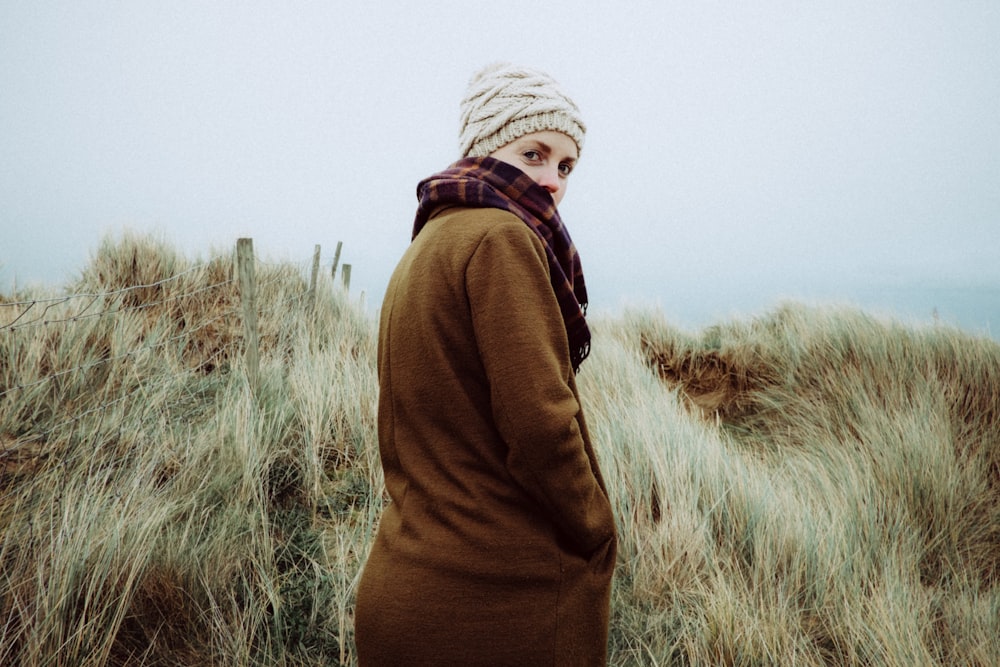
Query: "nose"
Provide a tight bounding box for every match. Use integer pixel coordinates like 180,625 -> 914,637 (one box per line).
536,166 -> 561,195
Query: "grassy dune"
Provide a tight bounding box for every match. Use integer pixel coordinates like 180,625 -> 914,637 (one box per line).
2,234 -> 997,665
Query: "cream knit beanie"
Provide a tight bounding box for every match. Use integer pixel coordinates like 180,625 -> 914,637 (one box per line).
458,62 -> 585,158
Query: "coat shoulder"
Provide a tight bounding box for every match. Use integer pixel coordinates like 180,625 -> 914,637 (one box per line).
428,206 -> 542,248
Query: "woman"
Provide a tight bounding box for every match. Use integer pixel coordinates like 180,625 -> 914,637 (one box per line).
355,63 -> 617,666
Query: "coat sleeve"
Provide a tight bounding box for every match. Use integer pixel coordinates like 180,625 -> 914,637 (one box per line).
466,219 -> 616,558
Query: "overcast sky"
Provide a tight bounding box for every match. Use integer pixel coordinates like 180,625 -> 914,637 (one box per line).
2,1 -> 998,335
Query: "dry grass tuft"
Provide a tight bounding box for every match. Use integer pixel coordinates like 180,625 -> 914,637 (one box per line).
621,304 -> 1000,664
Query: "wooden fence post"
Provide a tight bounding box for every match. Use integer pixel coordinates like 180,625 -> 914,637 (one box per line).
236,238 -> 260,394
331,241 -> 343,281
342,264 -> 352,293
308,244 -> 321,314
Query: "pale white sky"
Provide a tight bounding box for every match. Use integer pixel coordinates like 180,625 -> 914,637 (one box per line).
2,1 -> 998,334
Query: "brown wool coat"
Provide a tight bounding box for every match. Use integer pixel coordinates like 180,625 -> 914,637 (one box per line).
354,206 -> 617,666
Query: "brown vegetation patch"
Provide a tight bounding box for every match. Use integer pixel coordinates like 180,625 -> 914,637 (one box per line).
642,341 -> 777,418
107,565 -> 218,667
0,435 -> 46,493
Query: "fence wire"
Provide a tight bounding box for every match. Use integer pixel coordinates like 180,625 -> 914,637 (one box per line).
1,279 -> 235,333
1,244 -> 344,460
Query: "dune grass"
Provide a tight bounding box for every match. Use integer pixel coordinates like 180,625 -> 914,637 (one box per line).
1,233 -> 997,665
611,305 -> 1000,665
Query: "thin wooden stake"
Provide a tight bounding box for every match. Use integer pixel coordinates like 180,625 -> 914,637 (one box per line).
308,244 -> 321,314
237,238 -> 259,394
341,264 -> 351,293
331,241 -> 343,281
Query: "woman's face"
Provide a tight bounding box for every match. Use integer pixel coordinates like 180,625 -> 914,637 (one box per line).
488,130 -> 578,207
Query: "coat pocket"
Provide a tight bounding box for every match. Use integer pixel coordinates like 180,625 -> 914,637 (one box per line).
586,533 -> 617,575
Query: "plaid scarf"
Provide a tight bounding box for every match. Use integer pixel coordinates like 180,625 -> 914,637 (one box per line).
413,156 -> 591,372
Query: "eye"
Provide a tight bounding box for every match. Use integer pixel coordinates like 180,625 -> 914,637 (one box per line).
522,150 -> 542,161
558,162 -> 574,176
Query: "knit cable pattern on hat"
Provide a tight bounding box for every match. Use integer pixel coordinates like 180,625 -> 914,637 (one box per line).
458,63 -> 586,158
